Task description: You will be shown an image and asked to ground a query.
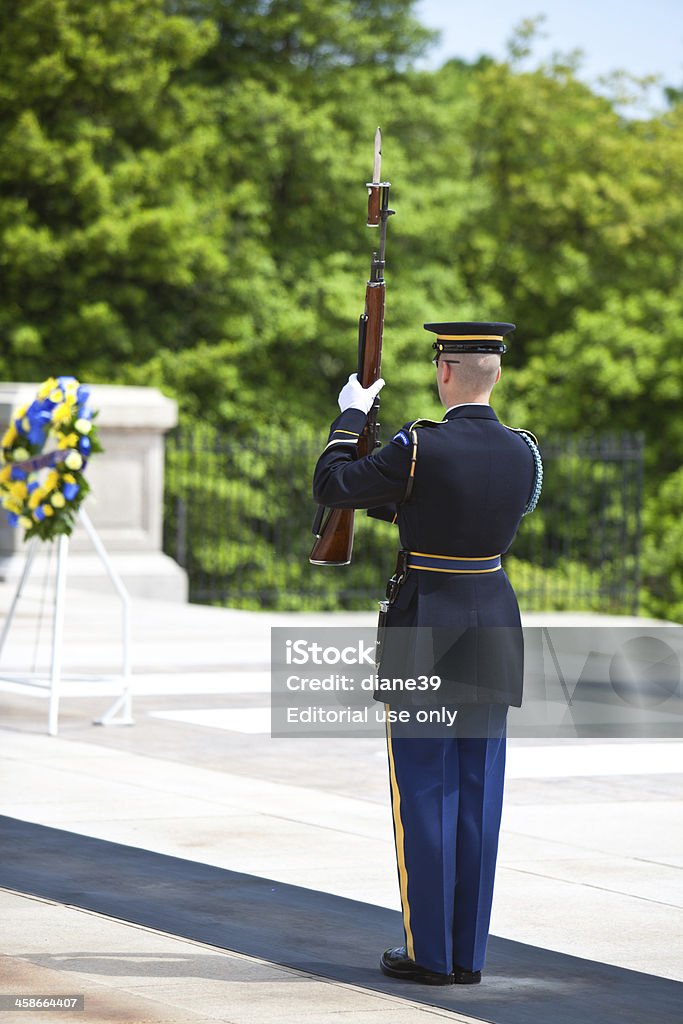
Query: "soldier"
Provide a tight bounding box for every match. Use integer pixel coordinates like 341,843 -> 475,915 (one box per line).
312,321 -> 542,986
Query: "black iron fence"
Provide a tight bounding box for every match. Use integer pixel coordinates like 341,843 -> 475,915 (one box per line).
163,427 -> 644,613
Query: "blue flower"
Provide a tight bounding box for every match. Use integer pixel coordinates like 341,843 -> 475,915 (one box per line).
77,385 -> 91,407
63,482 -> 80,501
79,436 -> 92,455
10,467 -> 27,481
18,402 -> 52,444
28,416 -> 51,445
34,507 -> 46,522
25,399 -> 49,419
7,512 -> 18,527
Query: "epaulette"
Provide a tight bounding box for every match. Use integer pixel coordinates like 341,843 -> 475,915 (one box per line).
505,425 -> 539,447
504,425 -> 543,515
390,418 -> 441,450
410,417 -> 443,430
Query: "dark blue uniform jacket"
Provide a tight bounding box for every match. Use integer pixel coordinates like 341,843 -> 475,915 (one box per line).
313,403 -> 538,707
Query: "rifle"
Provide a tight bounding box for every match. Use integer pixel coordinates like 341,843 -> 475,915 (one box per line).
309,128 -> 394,566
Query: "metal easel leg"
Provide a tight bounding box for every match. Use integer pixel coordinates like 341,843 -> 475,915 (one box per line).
48,534 -> 69,737
0,537 -> 40,664
78,508 -> 134,727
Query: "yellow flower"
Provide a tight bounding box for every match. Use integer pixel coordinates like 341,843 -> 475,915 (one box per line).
49,388 -> 64,404
12,447 -> 29,462
62,473 -> 76,484
52,403 -> 74,426
38,378 -> 57,399
74,418 -> 92,435
2,425 -> 17,447
0,465 -> 12,483
51,492 -> 66,509
56,431 -> 79,449
19,515 -> 33,529
64,451 -> 83,471
42,503 -> 54,517
21,416 -> 31,432
28,489 -> 45,510
44,470 -> 59,491
10,481 -> 28,501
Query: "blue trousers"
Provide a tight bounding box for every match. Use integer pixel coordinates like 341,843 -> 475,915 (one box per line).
385,703 -> 508,974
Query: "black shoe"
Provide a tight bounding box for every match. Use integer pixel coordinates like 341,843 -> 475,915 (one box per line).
454,965 -> 481,985
380,946 -> 454,986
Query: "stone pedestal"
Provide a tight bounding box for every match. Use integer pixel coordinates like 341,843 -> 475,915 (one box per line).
0,383 -> 188,601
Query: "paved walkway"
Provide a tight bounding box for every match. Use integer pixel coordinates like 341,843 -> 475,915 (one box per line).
0,580 -> 682,1023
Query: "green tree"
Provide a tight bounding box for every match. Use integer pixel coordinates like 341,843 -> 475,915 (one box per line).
0,0 -> 225,379
4,5 -> 683,617
145,1 -> 437,428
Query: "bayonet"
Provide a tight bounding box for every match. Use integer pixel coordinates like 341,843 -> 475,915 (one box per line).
373,126 -> 382,184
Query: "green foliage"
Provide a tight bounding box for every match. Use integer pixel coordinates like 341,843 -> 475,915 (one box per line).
504,557 -> 615,614
163,425 -> 397,609
641,471 -> 683,624
2,4 -> 682,615
0,0 -> 224,379
164,425 -> 641,612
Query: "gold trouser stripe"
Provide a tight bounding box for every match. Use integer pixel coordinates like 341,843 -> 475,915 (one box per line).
386,707 -> 414,960
436,333 -> 503,341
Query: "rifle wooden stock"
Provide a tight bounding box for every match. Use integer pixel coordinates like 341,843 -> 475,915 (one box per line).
360,283 -> 385,388
308,282 -> 384,566
309,507 -> 355,565
309,132 -> 393,567
367,182 -> 382,226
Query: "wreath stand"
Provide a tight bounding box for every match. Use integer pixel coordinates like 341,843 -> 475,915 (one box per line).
0,507 -> 132,736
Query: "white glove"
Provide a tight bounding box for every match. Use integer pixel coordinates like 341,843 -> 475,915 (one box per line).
337,373 -> 385,414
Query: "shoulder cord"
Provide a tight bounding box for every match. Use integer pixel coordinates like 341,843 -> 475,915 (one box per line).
515,431 -> 543,514
402,428 -> 419,503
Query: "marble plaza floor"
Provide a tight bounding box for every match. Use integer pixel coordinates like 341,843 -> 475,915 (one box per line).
0,578 -> 681,1023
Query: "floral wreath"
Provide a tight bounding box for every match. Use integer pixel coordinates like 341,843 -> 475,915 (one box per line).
0,376 -> 102,542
